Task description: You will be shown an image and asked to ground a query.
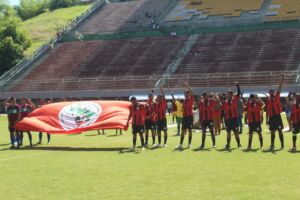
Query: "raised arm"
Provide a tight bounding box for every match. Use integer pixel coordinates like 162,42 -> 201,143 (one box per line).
159,85 -> 165,98
277,73 -> 285,94
27,99 -> 36,109
183,81 -> 193,96
234,81 -> 241,97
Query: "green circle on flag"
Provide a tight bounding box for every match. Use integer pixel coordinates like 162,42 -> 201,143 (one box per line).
59,102 -> 102,130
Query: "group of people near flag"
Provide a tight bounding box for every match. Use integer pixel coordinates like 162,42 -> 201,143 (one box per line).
3,73 -> 300,152
127,74 -> 300,152
4,98 -> 51,149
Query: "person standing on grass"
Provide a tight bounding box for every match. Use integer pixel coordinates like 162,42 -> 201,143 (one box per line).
289,93 -> 300,152
4,97 -> 21,149
144,93 -> 157,146
285,94 -> 293,132
265,74 -> 285,150
19,98 -> 36,147
245,94 -> 264,150
38,98 -> 51,144
237,96 -> 244,134
212,93 -> 222,136
171,93 -> 183,136
127,96 -> 146,152
177,82 -> 194,150
222,81 -> 242,149
155,86 -> 168,147
198,93 -> 221,149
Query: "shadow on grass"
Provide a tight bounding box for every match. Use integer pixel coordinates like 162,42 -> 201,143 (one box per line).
262,148 -> 283,154
216,148 -> 236,152
288,150 -> 300,154
242,148 -> 260,153
14,146 -> 129,152
106,134 -> 123,137
85,134 -> 102,137
0,143 -> 11,147
193,147 -> 212,152
172,147 -> 189,152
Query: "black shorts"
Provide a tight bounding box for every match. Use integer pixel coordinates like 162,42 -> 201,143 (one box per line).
157,119 -> 167,132
145,120 -> 156,131
201,120 -> 214,130
225,118 -> 238,132
182,116 -> 193,130
132,125 -> 145,134
249,121 -> 262,133
292,123 -> 300,134
269,114 -> 283,131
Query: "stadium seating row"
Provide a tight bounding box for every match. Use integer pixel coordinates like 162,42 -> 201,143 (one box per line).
165,0 -> 300,22
10,28 -> 300,92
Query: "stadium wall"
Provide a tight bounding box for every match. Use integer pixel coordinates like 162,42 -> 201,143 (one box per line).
0,85 -> 298,100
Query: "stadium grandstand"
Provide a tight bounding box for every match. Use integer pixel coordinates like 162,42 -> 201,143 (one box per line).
1,0 -> 300,99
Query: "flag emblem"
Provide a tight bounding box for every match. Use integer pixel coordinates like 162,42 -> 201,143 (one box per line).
59,102 -> 102,130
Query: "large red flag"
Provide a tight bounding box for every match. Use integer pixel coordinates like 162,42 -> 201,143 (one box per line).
14,101 -> 131,134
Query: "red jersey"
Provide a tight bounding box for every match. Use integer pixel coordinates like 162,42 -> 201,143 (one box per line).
247,101 -> 262,123
20,104 -> 34,119
266,92 -> 282,117
183,96 -> 194,117
291,101 -> 300,124
6,104 -> 21,125
157,99 -> 167,120
146,100 -> 157,122
130,103 -> 146,126
199,99 -> 217,121
222,96 -> 239,120
213,107 -> 221,118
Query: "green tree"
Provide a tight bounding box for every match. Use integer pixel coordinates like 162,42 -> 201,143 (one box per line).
17,0 -> 49,20
0,5 -> 31,75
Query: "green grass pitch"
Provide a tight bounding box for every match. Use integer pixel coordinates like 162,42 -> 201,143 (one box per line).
0,114 -> 299,200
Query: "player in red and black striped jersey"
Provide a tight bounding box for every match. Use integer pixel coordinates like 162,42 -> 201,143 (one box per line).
265,74 -> 285,150
245,94 -> 264,150
127,96 -> 146,152
144,93 -> 157,146
155,86 -> 168,147
222,81 -> 241,149
177,82 -> 194,149
198,93 -> 221,149
289,93 -> 300,152
4,97 -> 21,149
19,98 -> 36,147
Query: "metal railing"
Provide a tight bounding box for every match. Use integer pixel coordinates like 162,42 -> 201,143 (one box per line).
2,71 -> 297,92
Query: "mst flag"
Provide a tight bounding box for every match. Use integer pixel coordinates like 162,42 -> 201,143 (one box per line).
14,101 -> 131,134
